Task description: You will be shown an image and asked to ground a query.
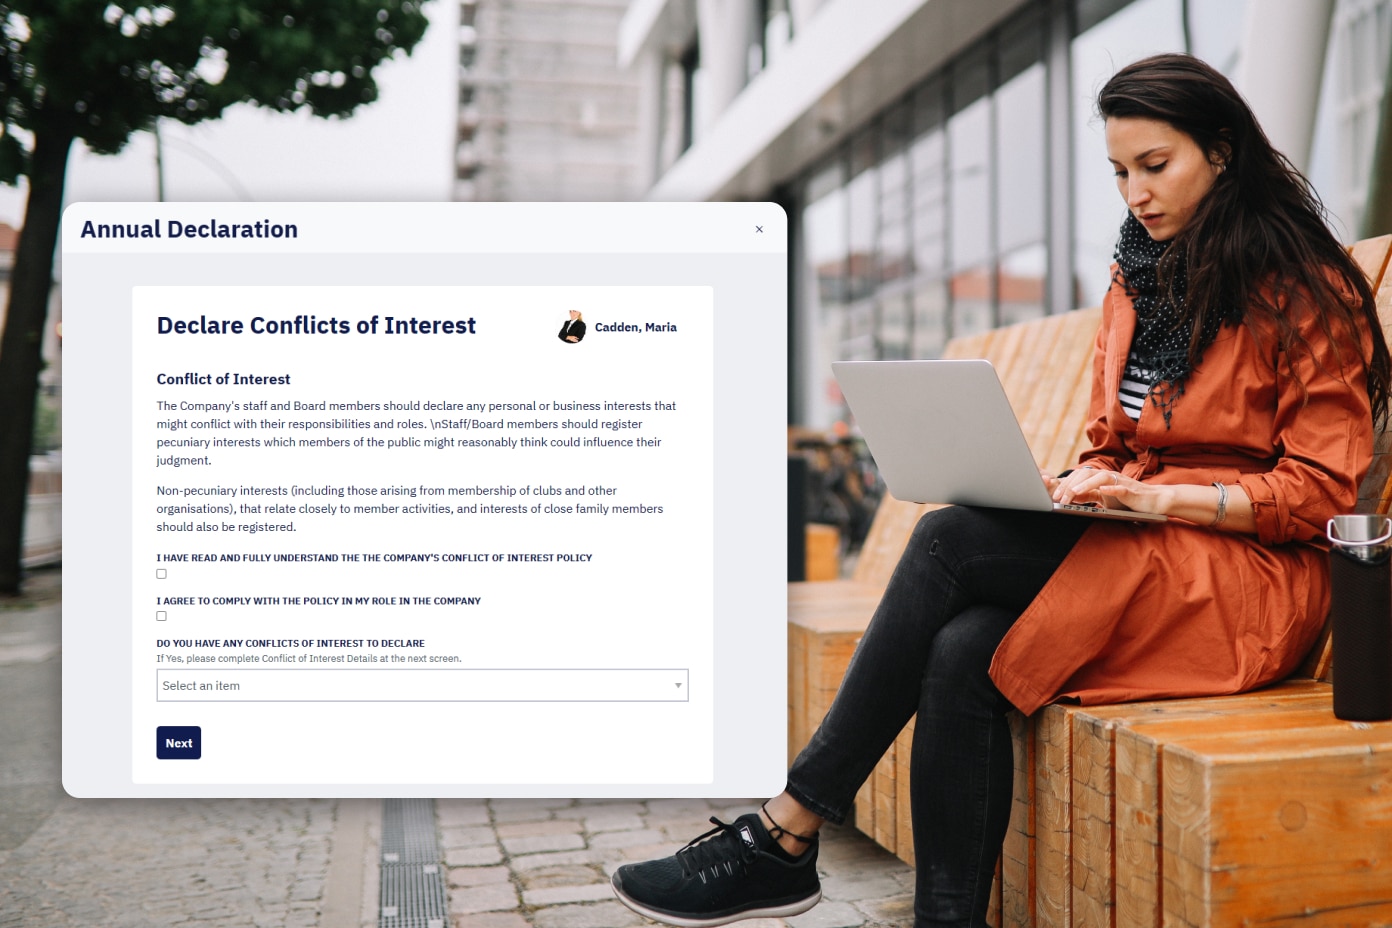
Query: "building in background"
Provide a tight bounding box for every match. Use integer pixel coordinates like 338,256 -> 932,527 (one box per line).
456,0 -> 644,200
619,0 -> 1392,428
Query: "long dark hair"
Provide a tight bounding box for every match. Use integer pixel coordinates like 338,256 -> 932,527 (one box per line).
1097,53 -> 1391,425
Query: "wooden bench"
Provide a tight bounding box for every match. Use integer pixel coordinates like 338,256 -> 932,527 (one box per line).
787,234 -> 1392,927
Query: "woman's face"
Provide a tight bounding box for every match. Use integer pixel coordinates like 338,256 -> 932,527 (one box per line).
1105,116 -> 1221,242
569,310 -> 579,320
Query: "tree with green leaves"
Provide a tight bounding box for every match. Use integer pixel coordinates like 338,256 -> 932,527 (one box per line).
0,1 -> 430,594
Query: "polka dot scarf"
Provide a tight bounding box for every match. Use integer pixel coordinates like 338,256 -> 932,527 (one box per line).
1112,213 -> 1224,427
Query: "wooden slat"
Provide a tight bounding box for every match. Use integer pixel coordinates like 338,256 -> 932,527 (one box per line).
1034,706 -> 1076,928
990,324 -> 1032,401
1112,726 -> 1160,928
1002,710 -> 1036,928
788,619 -> 806,768
1036,309 -> 1103,474
942,329 -> 993,361
895,717 -> 916,868
871,740 -> 897,852
850,497 -> 934,588
874,751 -> 897,851
1349,234 -> 1392,292
1058,336 -> 1103,470
854,776 -> 875,841
1070,711 -> 1115,928
1006,316 -> 1069,453
988,860 -> 1004,928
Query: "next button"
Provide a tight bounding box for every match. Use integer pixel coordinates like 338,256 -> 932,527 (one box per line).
156,726 -> 202,759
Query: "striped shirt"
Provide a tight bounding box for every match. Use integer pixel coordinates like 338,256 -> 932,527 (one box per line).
1120,351 -> 1159,421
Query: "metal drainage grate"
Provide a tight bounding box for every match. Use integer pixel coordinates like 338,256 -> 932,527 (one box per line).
380,799 -> 448,928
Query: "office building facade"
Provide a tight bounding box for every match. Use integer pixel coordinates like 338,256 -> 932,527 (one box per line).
620,0 -> 1392,427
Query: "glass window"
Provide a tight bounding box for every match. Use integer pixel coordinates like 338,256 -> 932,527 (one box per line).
1070,0 -> 1184,307
911,80 -> 948,282
950,49 -> 992,275
800,160 -> 848,428
912,279 -> 948,358
911,78 -> 950,356
996,24 -> 1046,251
996,16 -> 1047,325
879,103 -> 911,287
847,131 -> 879,303
1076,0 -> 1132,34
845,133 -> 879,362
877,103 -> 913,359
950,47 -> 993,335
681,41 -> 702,152
878,292 -> 912,359
998,244 -> 1048,325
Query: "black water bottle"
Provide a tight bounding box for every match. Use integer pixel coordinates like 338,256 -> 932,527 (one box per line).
1327,515 -> 1392,721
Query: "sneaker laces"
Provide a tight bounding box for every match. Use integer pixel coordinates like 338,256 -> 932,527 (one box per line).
675,817 -> 758,883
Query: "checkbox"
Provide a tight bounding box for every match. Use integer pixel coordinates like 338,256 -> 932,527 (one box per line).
156,569 -> 167,579
156,611 -> 167,622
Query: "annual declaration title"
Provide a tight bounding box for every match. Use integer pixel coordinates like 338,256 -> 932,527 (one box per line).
80,218 -> 298,239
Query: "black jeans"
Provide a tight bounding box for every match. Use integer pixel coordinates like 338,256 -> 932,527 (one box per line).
785,506 -> 1088,928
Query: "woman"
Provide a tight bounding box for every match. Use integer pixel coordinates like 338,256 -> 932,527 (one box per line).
559,309 -> 586,343
612,54 -> 1391,928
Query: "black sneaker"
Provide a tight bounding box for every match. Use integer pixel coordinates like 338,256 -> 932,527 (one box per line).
610,812 -> 821,927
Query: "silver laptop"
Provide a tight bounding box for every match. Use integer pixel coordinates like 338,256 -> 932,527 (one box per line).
832,359 -> 1166,523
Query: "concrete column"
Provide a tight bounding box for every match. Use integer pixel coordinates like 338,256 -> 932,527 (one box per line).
788,0 -> 823,34
1045,0 -> 1073,315
633,45 -> 665,193
694,0 -> 755,135
1234,0 -> 1335,174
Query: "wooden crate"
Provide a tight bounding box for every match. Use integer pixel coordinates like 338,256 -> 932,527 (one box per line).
1064,680 -> 1335,928
786,583 -> 876,767
805,522 -> 841,581
1162,720 -> 1392,926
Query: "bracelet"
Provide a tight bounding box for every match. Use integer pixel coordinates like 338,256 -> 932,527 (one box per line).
1210,482 -> 1228,527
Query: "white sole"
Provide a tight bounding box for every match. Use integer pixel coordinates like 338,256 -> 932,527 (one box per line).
610,882 -> 822,928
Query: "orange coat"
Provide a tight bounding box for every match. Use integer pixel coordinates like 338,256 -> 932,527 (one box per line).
988,272 -> 1375,715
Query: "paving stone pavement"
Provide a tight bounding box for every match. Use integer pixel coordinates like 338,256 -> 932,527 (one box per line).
437,799 -> 917,928
0,793 -> 343,928
0,570 -> 355,928
3,570 -> 915,927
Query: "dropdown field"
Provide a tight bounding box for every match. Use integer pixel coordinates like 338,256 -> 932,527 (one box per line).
156,668 -> 691,702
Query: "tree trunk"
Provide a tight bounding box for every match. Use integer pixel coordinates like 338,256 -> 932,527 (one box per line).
0,127 -> 73,595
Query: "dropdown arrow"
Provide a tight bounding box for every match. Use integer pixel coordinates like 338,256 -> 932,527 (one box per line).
676,683 -> 682,688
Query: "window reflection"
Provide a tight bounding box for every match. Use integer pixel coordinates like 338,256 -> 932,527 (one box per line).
996,13 -> 1046,325
790,0 -> 1269,428
801,162 -> 848,428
